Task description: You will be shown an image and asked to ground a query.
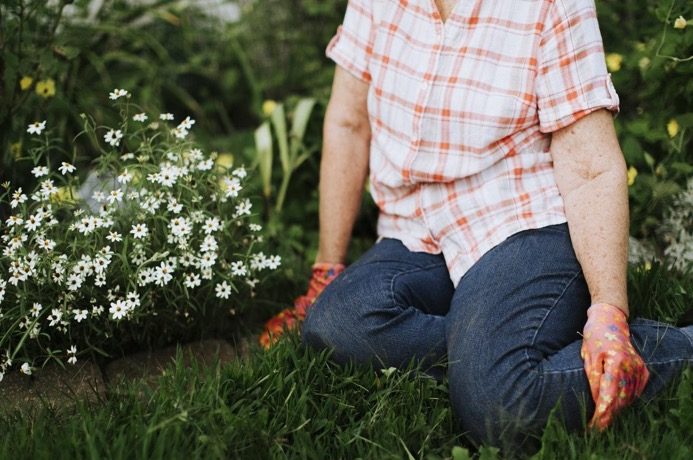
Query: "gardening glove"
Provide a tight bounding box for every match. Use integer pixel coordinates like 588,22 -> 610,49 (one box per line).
581,302 -> 650,431
259,262 -> 345,349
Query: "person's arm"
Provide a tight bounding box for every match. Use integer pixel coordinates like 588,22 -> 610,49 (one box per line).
315,65 -> 371,264
550,108 -> 649,430
550,109 -> 628,314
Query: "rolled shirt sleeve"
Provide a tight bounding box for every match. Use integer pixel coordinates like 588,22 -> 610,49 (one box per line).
326,0 -> 375,84
535,0 -> 620,133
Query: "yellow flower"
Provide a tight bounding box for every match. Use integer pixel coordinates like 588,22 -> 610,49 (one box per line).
262,100 -> 277,116
627,166 -> 638,186
215,152 -> 234,170
667,118 -> 679,138
644,261 -> 652,271
35,78 -> 56,98
10,142 -> 22,160
605,53 -> 623,72
19,76 -> 33,91
51,186 -> 78,203
638,57 -> 650,70
674,16 -> 687,29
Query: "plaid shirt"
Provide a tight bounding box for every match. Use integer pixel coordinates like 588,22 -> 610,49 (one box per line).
327,0 -> 620,287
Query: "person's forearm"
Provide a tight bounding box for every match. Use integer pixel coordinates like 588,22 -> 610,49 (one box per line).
562,167 -> 630,316
315,113 -> 370,264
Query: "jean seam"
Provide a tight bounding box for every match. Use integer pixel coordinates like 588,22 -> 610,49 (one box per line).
542,357 -> 692,375
388,262 -> 446,308
527,270 -> 583,358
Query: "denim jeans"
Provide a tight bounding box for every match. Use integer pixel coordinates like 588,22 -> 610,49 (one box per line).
302,223 -> 693,448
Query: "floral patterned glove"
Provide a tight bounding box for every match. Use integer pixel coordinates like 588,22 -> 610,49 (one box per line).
581,302 -> 650,430
259,262 -> 345,349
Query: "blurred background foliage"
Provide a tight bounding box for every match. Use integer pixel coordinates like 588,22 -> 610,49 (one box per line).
0,0 -> 691,303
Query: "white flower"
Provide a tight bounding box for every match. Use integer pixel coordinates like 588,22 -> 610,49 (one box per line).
178,116 -> 195,130
183,273 -> 201,289
197,159 -> 214,171
160,113 -> 174,121
10,188 -> 27,208
117,169 -> 132,184
48,308 -> 63,327
133,113 -> 148,122
31,166 -> 49,177
200,235 -> 218,253
58,162 -> 76,175
215,281 -> 232,299
130,223 -> 149,239
120,153 -> 135,161
223,177 -> 242,198
169,217 -> 192,238
109,299 -> 128,320
106,231 -> 122,242
92,191 -> 106,203
108,189 -> 124,204
37,238 -> 56,252
104,129 -> 123,147
249,223 -> 262,232
30,302 -> 42,318
109,88 -> 129,100
172,127 -> 189,140
157,164 -> 181,187
68,345 -> 77,355
24,212 -> 43,231
153,261 -> 174,286
231,261 -> 247,277
67,356 -> 77,365
167,198 -> 183,214
203,217 -> 221,234
27,121 -> 46,135
74,310 -> 88,322
234,198 -> 252,217
20,363 -> 32,375
232,167 -> 247,179
92,305 -> 104,316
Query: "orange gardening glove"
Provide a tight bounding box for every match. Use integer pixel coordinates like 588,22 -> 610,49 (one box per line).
259,262 -> 345,349
581,303 -> 650,431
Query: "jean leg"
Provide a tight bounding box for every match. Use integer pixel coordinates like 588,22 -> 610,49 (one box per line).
302,238 -> 454,379
446,223 -> 693,449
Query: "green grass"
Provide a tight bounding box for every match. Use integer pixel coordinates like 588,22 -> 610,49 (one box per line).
0,262 -> 691,459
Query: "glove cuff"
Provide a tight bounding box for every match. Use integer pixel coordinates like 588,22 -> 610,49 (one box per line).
587,302 -> 628,321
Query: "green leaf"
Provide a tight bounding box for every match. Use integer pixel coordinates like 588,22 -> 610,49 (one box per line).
451,446 -> 472,460
254,121 -> 273,199
271,104 -> 290,175
478,446 -> 501,460
675,113 -> 693,128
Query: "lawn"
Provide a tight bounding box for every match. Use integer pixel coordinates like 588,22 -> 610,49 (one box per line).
1,263 -> 691,460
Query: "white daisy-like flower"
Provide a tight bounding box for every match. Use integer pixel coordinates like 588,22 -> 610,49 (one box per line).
249,223 -> 262,232
74,310 -> 88,323
92,305 -> 104,316
31,166 -> 49,177
37,238 -> 56,252
109,88 -> 129,100
92,191 -> 106,203
108,189 -> 124,204
6,215 -> 23,227
130,223 -> 149,239
109,299 -> 128,320
267,255 -> 281,270
172,127 -> 189,140
197,159 -> 214,171
30,302 -> 42,318
67,356 -> 77,365
223,177 -> 242,198
58,162 -> 76,175
10,188 -> 27,208
231,261 -> 247,277
106,231 -> 122,242
132,113 -> 148,122
232,167 -> 247,179
117,169 -> 132,184
167,199 -> 183,214
24,212 -> 43,232
20,363 -> 32,375
68,345 -> 77,355
234,198 -> 252,217
215,281 -> 232,299
160,113 -> 174,121
183,273 -> 201,289
47,308 -> 63,327
178,116 -> 195,130
203,217 -> 221,234
27,121 -> 46,135
104,129 -> 123,147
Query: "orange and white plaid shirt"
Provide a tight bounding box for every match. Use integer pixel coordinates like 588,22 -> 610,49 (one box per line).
326,0 -> 620,287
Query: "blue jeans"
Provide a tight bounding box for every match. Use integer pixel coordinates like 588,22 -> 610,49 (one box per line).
302,223 -> 693,448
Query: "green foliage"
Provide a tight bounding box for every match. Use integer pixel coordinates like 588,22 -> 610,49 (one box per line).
598,0 -> 693,249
